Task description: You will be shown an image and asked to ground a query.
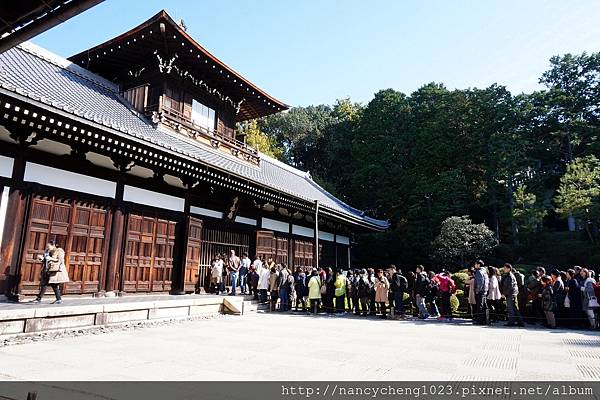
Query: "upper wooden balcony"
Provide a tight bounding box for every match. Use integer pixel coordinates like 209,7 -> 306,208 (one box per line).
144,103 -> 260,165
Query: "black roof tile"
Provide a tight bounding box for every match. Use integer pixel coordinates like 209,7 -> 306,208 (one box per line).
0,42 -> 388,230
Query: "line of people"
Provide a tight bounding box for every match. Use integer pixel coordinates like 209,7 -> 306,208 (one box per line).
210,252 -> 600,330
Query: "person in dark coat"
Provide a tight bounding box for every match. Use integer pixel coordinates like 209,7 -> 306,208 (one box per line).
473,260 -> 489,325
294,267 -> 308,311
540,275 -> 556,328
322,268 -> 336,313
565,268 -> 585,328
248,266 -> 259,300
500,263 -> 524,327
550,269 -> 566,326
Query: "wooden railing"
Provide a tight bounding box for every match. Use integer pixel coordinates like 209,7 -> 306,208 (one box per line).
145,104 -> 260,164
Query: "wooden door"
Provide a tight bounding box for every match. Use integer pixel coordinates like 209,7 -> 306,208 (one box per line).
64,203 -> 108,294
275,236 -> 288,266
293,239 -> 314,269
152,219 -> 176,292
19,195 -> 109,295
256,230 -> 275,261
123,214 -> 176,293
184,217 -> 203,293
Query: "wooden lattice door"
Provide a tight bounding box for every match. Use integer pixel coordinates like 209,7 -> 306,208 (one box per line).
256,230 -> 275,261
184,217 -> 203,293
20,195 -> 109,295
123,214 -> 176,292
293,239 -> 314,269
63,203 -> 108,294
275,236 -> 288,266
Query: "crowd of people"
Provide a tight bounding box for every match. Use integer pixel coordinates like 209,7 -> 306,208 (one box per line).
210,253 -> 600,330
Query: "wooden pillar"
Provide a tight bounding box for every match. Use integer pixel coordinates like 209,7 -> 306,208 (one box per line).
333,232 -> 338,270
0,155 -> 28,300
170,196 -> 190,295
104,181 -> 125,294
313,201 -> 319,269
288,218 -> 293,268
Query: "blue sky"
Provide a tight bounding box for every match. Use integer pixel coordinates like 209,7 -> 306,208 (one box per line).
32,0 -> 600,107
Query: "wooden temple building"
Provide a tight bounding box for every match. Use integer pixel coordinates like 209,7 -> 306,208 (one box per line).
0,10 -> 388,300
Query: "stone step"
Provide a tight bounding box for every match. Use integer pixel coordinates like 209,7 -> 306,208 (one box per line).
0,294 -> 239,337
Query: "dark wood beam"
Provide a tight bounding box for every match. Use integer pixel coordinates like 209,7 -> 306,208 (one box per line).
0,0 -> 105,54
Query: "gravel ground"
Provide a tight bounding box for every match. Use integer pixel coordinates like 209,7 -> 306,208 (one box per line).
0,313 -> 225,348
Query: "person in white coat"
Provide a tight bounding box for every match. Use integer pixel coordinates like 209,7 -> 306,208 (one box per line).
487,266 -> 502,322
257,263 -> 270,304
210,255 -> 225,294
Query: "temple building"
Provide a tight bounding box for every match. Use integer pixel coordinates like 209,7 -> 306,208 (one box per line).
0,10 -> 387,299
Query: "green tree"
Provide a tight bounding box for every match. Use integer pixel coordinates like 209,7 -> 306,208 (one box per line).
512,184 -> 548,237
237,120 -> 283,159
431,216 -> 499,268
555,155 -> 600,243
540,52 -> 600,162
259,105 -> 335,170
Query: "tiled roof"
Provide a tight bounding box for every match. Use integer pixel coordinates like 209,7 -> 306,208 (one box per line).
0,42 -> 389,230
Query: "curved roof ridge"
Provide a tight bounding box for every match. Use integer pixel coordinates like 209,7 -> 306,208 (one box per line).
303,174 -> 365,216
18,41 -> 120,93
259,153 -> 310,178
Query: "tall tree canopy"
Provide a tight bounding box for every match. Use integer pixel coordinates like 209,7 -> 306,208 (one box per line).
241,51 -> 600,268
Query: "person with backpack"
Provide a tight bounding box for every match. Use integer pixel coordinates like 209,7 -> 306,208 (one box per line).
427,271 -> 440,318
356,269 -> 371,316
307,269 -> 322,314
334,269 -> 348,313
414,265 -> 430,319
390,266 -> 408,317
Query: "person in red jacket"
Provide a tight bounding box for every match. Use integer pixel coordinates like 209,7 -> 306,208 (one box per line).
435,271 -> 456,321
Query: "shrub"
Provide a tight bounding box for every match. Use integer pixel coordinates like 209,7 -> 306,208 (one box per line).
450,294 -> 460,312
452,272 -> 469,291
